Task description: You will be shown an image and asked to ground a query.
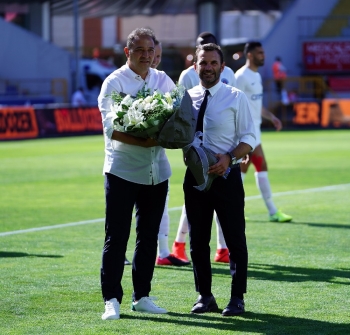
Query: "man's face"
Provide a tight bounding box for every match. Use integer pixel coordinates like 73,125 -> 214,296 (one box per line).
249,46 -> 265,67
194,49 -> 224,88
151,44 -> 162,69
124,35 -> 155,77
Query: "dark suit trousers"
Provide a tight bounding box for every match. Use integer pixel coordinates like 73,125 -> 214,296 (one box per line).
101,173 -> 168,303
184,165 -> 248,297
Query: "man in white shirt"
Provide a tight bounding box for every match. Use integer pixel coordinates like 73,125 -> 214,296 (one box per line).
185,43 -> 255,316
235,42 -> 292,223
179,32 -> 236,89
173,32 -> 236,264
98,28 -> 174,320
71,87 -> 87,107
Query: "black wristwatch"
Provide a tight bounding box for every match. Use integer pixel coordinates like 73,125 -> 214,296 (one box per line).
226,152 -> 237,165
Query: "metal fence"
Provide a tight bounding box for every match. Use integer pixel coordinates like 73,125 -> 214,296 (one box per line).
0,78 -> 68,106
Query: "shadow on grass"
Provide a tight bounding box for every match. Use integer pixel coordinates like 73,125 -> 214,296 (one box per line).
246,219 -> 350,229
0,251 -> 63,258
156,262 -> 350,285
290,222 -> 350,229
119,311 -> 350,334
167,263 -> 350,285
247,263 -> 350,285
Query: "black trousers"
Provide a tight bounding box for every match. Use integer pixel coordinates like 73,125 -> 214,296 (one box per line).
101,173 -> 168,303
184,165 -> 248,298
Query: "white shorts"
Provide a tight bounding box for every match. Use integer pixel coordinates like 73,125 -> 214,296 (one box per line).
254,124 -> 262,147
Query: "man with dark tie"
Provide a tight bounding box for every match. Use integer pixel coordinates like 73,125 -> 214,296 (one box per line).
183,43 -> 256,316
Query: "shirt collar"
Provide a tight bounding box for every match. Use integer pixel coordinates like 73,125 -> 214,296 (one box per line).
125,63 -> 151,82
199,80 -> 223,97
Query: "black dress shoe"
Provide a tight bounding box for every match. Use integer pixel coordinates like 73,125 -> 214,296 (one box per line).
222,297 -> 245,316
191,295 -> 218,313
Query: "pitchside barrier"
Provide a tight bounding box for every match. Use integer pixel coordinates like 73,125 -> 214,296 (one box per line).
0,106 -> 102,140
1,101 -> 350,141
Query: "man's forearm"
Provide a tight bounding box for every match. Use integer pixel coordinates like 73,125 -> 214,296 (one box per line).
231,143 -> 253,160
111,131 -> 158,147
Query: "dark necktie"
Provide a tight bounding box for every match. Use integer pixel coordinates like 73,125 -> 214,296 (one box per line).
196,90 -> 210,132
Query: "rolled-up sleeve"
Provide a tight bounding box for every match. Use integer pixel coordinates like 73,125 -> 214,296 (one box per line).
98,77 -> 120,139
237,92 -> 256,150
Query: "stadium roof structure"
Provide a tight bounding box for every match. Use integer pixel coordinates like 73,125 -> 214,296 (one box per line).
3,0 -> 282,17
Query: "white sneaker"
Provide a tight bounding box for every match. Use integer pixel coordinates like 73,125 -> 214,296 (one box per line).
131,297 -> 167,314
102,298 -> 120,320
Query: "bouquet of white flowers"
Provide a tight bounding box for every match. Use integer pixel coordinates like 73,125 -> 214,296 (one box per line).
106,83 -> 195,148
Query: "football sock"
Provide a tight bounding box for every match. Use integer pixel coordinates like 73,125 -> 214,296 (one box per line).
175,205 -> 189,243
158,233 -> 170,258
215,214 -> 227,249
255,171 -> 277,215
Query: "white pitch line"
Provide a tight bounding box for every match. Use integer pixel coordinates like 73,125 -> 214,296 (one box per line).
1,183 -> 349,237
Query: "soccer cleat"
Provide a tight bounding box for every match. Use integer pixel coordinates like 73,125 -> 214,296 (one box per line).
156,253 -> 190,266
214,248 -> 229,263
102,298 -> 120,320
172,241 -> 189,262
131,297 -> 167,314
269,210 -> 292,223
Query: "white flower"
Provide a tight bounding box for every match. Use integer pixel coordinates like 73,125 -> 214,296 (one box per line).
121,95 -> 134,106
106,83 -> 186,136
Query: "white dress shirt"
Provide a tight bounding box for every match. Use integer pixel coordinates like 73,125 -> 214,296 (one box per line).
179,65 -> 236,90
98,64 -> 175,185
188,81 -> 256,156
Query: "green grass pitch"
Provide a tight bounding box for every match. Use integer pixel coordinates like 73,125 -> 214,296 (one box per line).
0,129 -> 349,334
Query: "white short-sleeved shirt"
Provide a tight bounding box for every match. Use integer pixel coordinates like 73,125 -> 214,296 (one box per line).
234,65 -> 263,128
188,81 -> 256,156
98,64 -> 175,185
179,65 -> 236,90
71,90 -> 86,107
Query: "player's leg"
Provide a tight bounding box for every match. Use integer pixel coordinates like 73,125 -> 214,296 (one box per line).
251,144 -> 292,223
172,205 -> 190,262
157,193 -> 190,266
213,214 -> 229,263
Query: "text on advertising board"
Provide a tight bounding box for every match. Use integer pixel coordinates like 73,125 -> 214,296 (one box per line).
0,107 -> 39,140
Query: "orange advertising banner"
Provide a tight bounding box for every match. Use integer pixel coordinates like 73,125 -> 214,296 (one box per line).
293,102 -> 320,125
321,99 -> 350,128
0,107 -> 39,140
54,107 -> 102,133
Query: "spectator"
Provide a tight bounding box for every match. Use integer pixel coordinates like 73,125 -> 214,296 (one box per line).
272,56 -> 287,101
71,87 -> 87,107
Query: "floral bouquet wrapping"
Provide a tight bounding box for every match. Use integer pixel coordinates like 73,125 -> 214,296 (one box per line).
106,84 -> 196,149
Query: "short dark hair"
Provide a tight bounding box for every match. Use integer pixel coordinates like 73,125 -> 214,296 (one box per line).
196,32 -> 218,46
154,39 -> 161,47
243,41 -> 262,56
126,28 -> 156,49
195,43 -> 224,64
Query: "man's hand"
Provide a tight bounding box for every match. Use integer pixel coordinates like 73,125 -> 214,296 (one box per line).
208,153 -> 230,176
141,138 -> 159,147
271,115 -> 282,131
242,154 -> 250,164
262,107 -> 283,131
112,131 -> 159,147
